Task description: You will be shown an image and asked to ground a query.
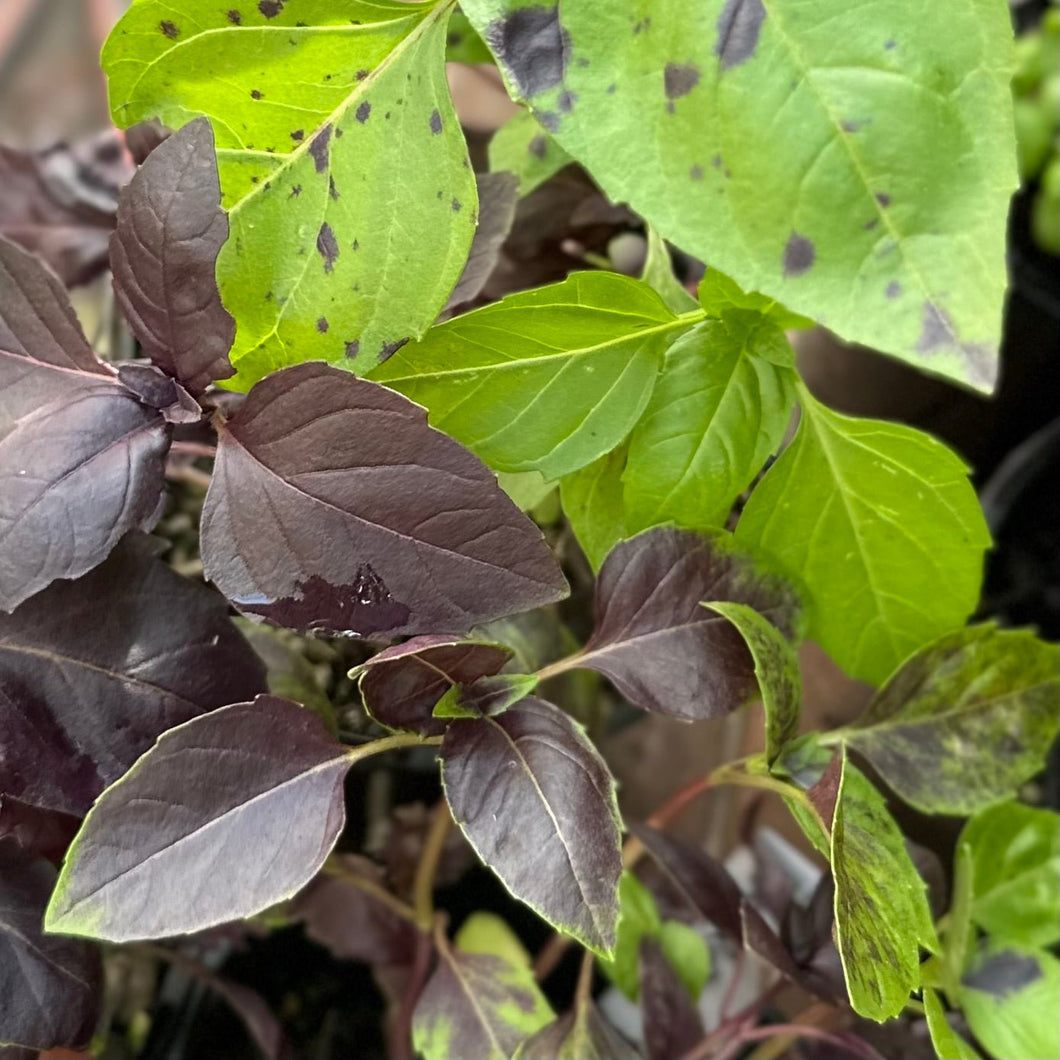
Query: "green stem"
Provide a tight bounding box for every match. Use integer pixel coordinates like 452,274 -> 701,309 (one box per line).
533,652 -> 585,683
413,801 -> 452,930
344,732 -> 442,766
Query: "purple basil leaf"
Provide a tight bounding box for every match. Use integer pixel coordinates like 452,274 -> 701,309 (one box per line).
0,131 -> 131,287
0,237 -> 171,609
0,534 -> 266,819
445,172 -> 519,312
110,118 -> 235,395
441,697 -> 623,955
116,362 -> 203,424
201,363 -> 567,637
0,795 -> 79,865
356,636 -> 513,737
291,857 -> 419,967
579,527 -> 802,720
630,823 -> 834,998
513,1003 -> 644,1059
0,844 -> 101,1051
45,696 -> 351,942
638,938 -> 704,1060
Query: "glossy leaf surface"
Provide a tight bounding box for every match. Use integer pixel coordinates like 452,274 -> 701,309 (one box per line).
110,118 -> 234,394
462,0 -> 1016,390
737,393 -> 989,684
103,0 -> 477,384
441,697 -> 622,954
624,314 -> 797,532
201,363 -> 567,637
844,625 -> 1059,813
579,527 -> 801,720
372,272 -> 684,479
46,696 -> 351,941
0,535 -> 265,818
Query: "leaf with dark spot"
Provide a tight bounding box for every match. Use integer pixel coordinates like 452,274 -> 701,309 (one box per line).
109,118 -> 234,396
355,636 -> 513,736
489,109 -> 573,196
715,0 -> 766,69
159,19 -> 179,38
576,527 -> 801,720
664,62 -> 700,99
0,237 -> 171,610
46,696 -> 351,941
639,938 -> 705,1060
441,697 -> 622,954
429,108 -> 443,134
0,534 -> 266,819
201,364 -> 566,637
0,847 -> 101,1051
316,222 -> 339,271
783,232 -> 815,277
445,172 -> 518,310
843,625 -> 1060,814
485,5 -> 568,97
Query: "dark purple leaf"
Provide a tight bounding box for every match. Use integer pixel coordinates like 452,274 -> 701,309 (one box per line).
0,795 -> 79,864
201,363 -> 567,637
579,528 -> 801,720
441,697 -> 622,954
110,118 -> 235,395
116,362 -> 202,423
0,237 -> 171,609
0,534 -> 266,818
291,857 -> 419,967
0,131 -> 131,287
514,1002 -> 643,1059
445,172 -> 519,311
45,696 -> 351,942
0,845 -> 101,1051
356,636 -> 513,737
638,938 -> 704,1060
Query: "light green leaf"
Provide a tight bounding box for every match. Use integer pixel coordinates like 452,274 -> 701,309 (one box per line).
959,944 -> 1060,1060
698,269 -> 813,331
455,911 -> 538,969
446,9 -> 494,63
103,0 -> 477,387
961,801 -> 1060,948
736,390 -> 990,685
599,871 -> 662,999
497,470 -> 556,512
433,672 -> 538,717
624,314 -> 797,532
923,987 -> 981,1060
461,0 -> 1016,391
489,108 -> 572,195
829,748 -> 937,1021
843,625 -> 1060,813
560,442 -> 628,572
705,601 -> 801,763
642,228 -> 698,313
658,919 -> 711,1000
372,271 -> 686,479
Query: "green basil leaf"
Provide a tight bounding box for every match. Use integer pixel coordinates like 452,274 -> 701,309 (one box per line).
736,390 -> 990,685
641,229 -> 698,314
489,108 -> 572,195
658,919 -> 711,1000
599,871 -> 663,999
372,272 -> 686,479
624,314 -> 797,532
697,268 -> 813,331
560,442 -> 628,572
103,1 -> 477,387
461,0 -> 1016,391
923,987 -> 981,1060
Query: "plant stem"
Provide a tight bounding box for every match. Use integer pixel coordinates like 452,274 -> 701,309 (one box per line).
165,464 -> 212,490
345,733 -> 442,767
169,440 -> 217,459
413,801 -> 452,930
533,652 -> 584,683
574,948 -> 595,1008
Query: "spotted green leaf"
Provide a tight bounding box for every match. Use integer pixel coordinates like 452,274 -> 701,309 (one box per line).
461,0 -> 1016,392
102,0 -> 476,387
371,272 -> 687,479
489,108 -> 572,195
560,442 -> 628,571
736,389 -> 990,685
624,314 -> 797,532
705,601 -> 800,763
842,625 -> 1060,814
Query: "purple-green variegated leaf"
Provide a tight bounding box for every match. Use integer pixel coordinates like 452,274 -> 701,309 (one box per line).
580,527 -> 802,719
514,1003 -> 643,1060
441,697 -> 623,955
45,696 -> 350,942
0,846 -> 101,1051
355,636 -> 514,737
0,535 -> 265,820
110,118 -> 235,395
0,238 -> 171,610
201,363 -> 568,638
433,672 -> 538,718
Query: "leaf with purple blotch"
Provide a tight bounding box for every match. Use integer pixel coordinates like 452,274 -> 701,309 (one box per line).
0,846 -> 101,1051
354,636 -> 514,736
441,697 -> 622,955
514,1002 -> 643,1059
576,527 -> 802,720
0,534 -> 265,820
45,696 -> 352,942
201,363 -> 567,638
0,237 -> 173,610
110,118 -> 235,395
